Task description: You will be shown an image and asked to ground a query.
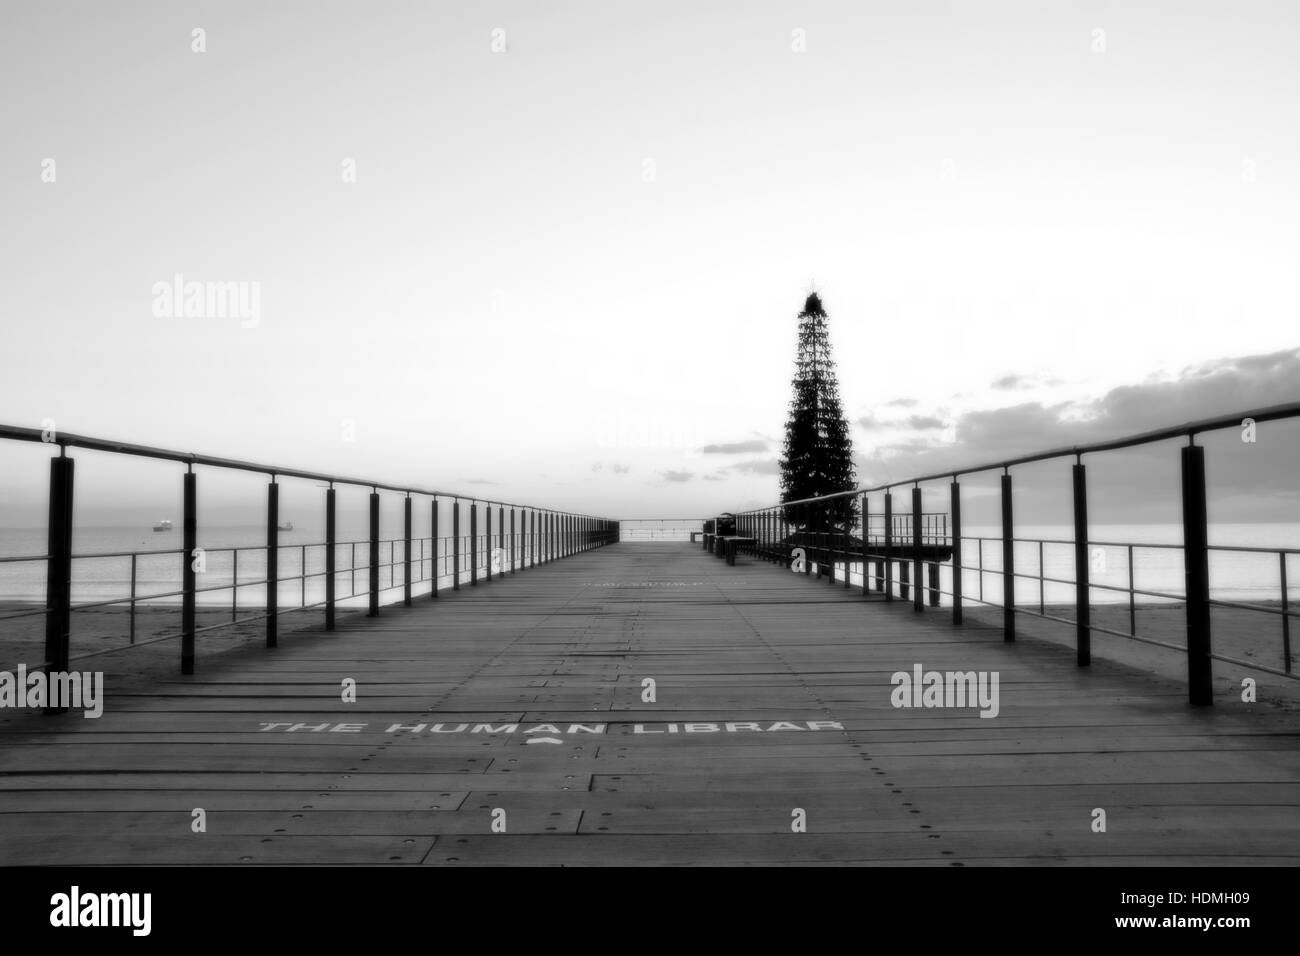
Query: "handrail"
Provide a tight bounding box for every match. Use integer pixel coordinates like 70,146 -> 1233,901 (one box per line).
0,423 -> 604,517
758,401 -> 1300,507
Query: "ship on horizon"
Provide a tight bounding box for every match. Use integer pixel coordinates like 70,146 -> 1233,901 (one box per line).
152,519 -> 172,532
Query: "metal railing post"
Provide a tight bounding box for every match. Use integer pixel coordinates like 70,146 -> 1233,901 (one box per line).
1001,472 -> 1015,642
860,494 -> 869,595
470,502 -> 478,585
1281,552 -> 1291,674
452,499 -> 460,590
404,494 -> 413,605
368,489 -> 380,615
431,497 -> 439,598
912,485 -> 923,612
1072,461 -> 1090,666
268,479 -> 280,645
325,485 -> 336,628
485,504 -> 493,582
951,479 -> 963,625
1181,442 -> 1213,705
43,453 -> 73,711
130,552 -> 138,642
182,469 -> 197,672
883,491 -> 893,601
510,508 -> 516,573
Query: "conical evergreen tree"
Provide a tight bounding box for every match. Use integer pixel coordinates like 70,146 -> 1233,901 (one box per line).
779,292 -> 856,533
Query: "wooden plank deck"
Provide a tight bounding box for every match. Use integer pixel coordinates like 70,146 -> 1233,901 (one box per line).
2,542 -> 1298,866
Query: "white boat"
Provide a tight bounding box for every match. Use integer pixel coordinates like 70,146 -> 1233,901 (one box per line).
152,519 -> 172,532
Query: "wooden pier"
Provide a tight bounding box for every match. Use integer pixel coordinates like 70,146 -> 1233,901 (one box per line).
1,542 -> 1298,866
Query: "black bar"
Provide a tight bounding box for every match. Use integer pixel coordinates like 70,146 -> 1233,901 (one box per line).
452,500 -> 460,590
181,471 -> 197,673
403,495 -> 413,606
325,487 -> 337,627
430,497 -> 439,599
470,503 -> 478,585
883,492 -> 893,601
860,495 -> 869,595
1281,552 -> 1291,674
485,504 -> 493,582
1001,473 -> 1015,642
267,481 -> 279,645
42,455 -> 73,711
927,563 -> 940,607
1181,444 -> 1213,705
912,486 -> 923,612
368,491 -> 380,616
1073,462 -> 1090,666
510,508 -> 516,573
951,480 -> 963,625
499,506 -> 506,573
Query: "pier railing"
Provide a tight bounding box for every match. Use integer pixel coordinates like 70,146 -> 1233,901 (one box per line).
618,518 -> 707,542
726,402 -> 1300,704
0,424 -> 617,691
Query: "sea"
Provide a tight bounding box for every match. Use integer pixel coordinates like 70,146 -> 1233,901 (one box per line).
0,522 -> 1295,610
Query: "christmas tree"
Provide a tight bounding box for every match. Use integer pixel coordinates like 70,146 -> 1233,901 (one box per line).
779,292 -> 857,533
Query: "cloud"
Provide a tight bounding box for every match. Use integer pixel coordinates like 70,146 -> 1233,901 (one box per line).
699,440 -> 768,454
991,373 -> 1030,390
855,347 -> 1300,521
660,470 -> 694,483
591,462 -> 603,472
612,463 -> 631,474
886,398 -> 919,407
465,478 -> 499,485
728,458 -> 781,475
703,474 -> 724,481
858,413 -> 946,431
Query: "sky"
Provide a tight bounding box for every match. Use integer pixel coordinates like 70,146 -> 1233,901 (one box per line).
2,0 -> 1298,530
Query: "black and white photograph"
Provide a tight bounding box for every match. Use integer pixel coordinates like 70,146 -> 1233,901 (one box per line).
1,0 -> 1296,938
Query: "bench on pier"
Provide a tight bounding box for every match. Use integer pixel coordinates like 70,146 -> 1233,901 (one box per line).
709,535 -> 758,566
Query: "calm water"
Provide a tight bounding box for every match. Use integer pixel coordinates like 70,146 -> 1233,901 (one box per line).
0,522 -> 1295,608
0,523 -> 491,608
